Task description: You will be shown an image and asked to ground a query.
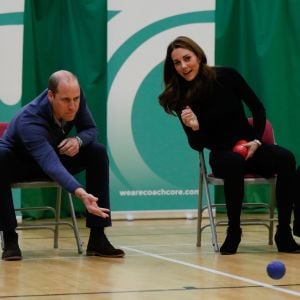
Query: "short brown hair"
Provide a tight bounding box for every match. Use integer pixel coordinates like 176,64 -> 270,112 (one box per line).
48,70 -> 78,95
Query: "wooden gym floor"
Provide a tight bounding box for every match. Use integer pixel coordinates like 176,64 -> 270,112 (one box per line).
0,215 -> 300,299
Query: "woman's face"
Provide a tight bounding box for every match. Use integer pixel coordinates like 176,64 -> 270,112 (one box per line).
171,47 -> 200,81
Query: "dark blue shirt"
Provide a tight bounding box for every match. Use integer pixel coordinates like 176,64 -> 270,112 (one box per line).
1,89 -> 97,193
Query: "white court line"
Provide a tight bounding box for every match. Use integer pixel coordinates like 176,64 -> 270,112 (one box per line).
123,246 -> 300,297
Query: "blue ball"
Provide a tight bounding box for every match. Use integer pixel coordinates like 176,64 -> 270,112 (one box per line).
266,260 -> 286,280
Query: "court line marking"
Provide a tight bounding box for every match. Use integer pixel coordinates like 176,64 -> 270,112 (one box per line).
123,246 -> 300,297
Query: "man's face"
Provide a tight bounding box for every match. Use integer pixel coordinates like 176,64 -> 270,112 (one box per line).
48,80 -> 80,121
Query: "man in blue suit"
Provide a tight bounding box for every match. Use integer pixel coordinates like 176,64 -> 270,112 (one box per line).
0,70 -> 124,260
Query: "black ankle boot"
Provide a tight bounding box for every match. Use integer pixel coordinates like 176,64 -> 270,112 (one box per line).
86,228 -> 125,258
293,220 -> 300,237
2,231 -> 22,261
275,225 -> 300,253
220,227 -> 242,255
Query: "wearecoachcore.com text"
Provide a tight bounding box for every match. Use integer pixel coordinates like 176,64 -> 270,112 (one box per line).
119,189 -> 198,197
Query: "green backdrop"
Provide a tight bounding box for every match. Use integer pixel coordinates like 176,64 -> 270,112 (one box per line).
216,0 -> 300,158
4,0 -> 300,218
21,0 -> 107,217
214,0 -> 300,207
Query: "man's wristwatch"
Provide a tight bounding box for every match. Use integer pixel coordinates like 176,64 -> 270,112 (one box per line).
75,136 -> 83,147
253,139 -> 262,146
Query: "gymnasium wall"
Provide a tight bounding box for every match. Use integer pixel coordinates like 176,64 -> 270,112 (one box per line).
2,0 -> 300,219
0,0 -> 215,219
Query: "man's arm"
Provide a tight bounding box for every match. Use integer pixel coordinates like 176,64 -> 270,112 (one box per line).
20,124 -> 109,218
230,68 -> 266,140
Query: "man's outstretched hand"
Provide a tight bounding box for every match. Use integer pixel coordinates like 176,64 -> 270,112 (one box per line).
75,187 -> 110,218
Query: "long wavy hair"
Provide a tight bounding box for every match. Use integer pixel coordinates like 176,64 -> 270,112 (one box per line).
158,36 -> 216,115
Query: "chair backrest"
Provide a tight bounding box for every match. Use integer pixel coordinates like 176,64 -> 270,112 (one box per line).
247,118 -> 275,144
0,122 -> 8,138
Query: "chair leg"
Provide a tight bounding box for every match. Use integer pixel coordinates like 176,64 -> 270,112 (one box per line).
0,231 -> 4,250
199,152 -> 219,252
203,176 -> 219,252
67,193 -> 83,254
268,183 -> 276,245
54,187 -> 62,249
197,172 -> 204,247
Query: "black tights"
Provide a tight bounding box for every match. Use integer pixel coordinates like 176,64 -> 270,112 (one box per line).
209,144 -> 297,229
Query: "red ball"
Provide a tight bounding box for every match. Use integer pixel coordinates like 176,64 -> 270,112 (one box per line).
232,144 -> 248,158
235,139 -> 248,146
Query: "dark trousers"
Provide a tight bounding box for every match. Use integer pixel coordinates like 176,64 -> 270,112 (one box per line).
0,142 -> 111,231
295,167 -> 300,225
209,144 -> 297,229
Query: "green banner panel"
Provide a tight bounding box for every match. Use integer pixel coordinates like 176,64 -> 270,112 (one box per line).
107,0 -> 216,214
0,1 -> 25,215
215,0 -> 300,208
21,0 -> 107,218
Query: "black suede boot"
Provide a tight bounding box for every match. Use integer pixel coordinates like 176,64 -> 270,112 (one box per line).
2,231 -> 22,261
86,228 -> 125,258
220,227 -> 242,255
293,220 -> 300,237
275,225 -> 300,253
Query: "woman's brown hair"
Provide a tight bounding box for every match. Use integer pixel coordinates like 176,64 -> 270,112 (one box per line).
158,36 -> 215,115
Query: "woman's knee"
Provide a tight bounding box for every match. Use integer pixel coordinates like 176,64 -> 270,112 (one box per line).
210,152 -> 245,178
276,148 -> 296,172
